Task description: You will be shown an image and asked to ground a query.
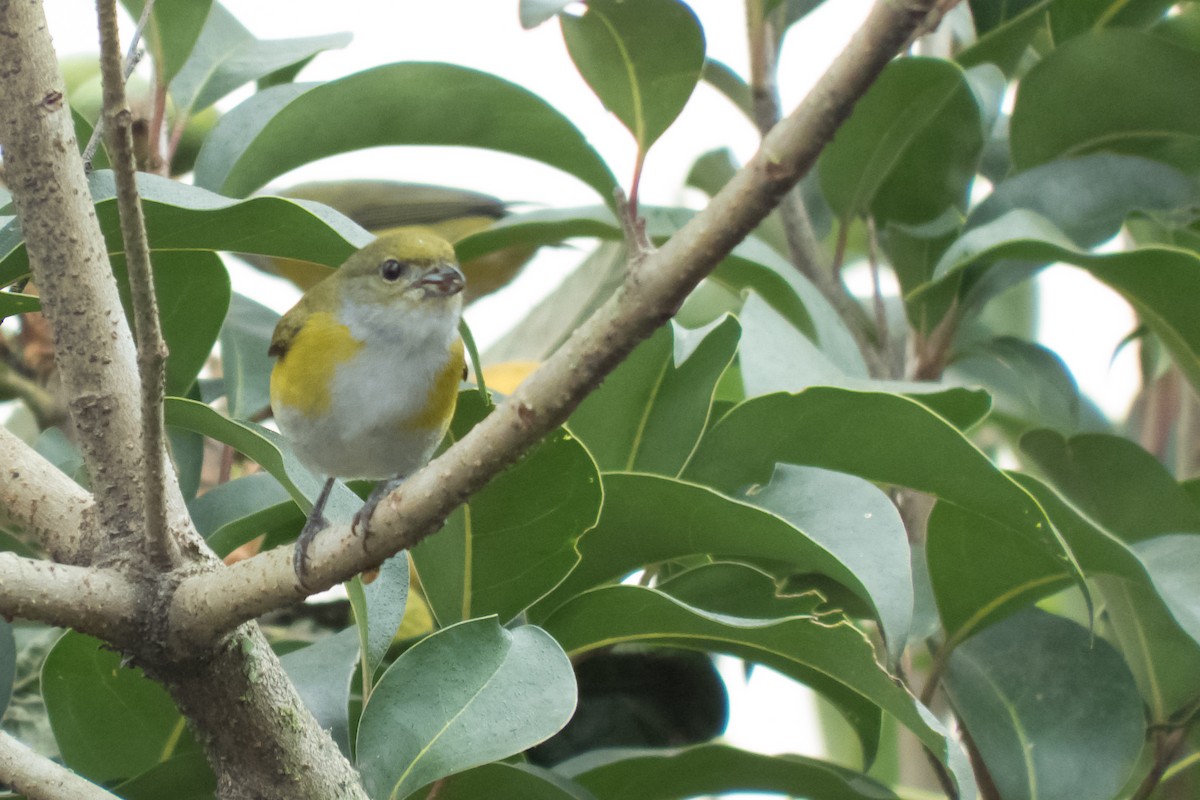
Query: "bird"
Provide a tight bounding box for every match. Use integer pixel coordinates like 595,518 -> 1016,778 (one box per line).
268,229 -> 466,586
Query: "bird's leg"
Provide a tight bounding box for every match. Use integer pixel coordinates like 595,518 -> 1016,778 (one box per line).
353,475 -> 405,538
294,476 -> 336,586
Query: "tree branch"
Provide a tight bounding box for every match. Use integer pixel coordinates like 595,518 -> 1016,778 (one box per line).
0,427 -> 93,563
746,0 -> 825,277
95,0 -> 175,571
0,555 -> 139,641
0,0 -> 145,560
170,0 -> 946,645
0,730 -> 118,800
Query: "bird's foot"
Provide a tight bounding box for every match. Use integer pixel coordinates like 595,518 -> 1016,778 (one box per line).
353,476 -> 404,540
294,477 -> 336,590
293,508 -> 329,590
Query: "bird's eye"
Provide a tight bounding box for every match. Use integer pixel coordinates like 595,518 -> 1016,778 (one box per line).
379,259 -> 408,282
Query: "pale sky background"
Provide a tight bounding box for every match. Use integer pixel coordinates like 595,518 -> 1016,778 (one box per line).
34,0 -> 1141,781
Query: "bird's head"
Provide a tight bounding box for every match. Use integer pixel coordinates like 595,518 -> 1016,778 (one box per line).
334,229 -> 465,313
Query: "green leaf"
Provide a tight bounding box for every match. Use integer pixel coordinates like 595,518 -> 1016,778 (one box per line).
0,291 -> 40,320
746,464 -> 913,662
347,552 -> 410,687
944,608 -> 1146,800
355,619 -> 576,799
111,249 -> 229,396
542,584 -> 972,791
959,0 -> 1052,75
220,292 -> 279,419
927,499 -> 1070,641
0,618 -> 13,720
169,2 -> 350,115
1012,474 -> 1200,715
967,154 -> 1197,249
561,0 -> 705,154
279,627 -> 361,756
164,396 -> 361,525
1049,0 -> 1176,42
42,632 -> 195,783
1011,29 -> 1200,171
0,171 -> 368,287
568,316 -> 739,475
562,743 -> 899,800
924,210 -> 1200,393
700,60 -> 752,122
818,58 -> 984,225
683,388 -> 1085,594
947,336 -> 1083,434
529,472 -> 900,660
114,751 -> 217,800
1021,431 -> 1200,542
460,208 -> 831,356
119,0 -> 213,84
412,392 -> 601,625
194,63 -> 617,201
438,763 -> 596,799
187,472 -> 298,557
1130,534 -> 1200,645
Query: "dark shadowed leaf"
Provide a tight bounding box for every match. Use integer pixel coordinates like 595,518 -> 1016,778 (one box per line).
944,608 -> 1145,800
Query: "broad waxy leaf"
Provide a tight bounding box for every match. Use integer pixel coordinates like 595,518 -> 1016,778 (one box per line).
346,552 -> 410,690
412,392 -> 601,626
1011,29 -> 1200,172
113,751 -> 217,800
1049,0 -> 1178,48
944,608 -> 1145,800
683,388 -> 1086,600
42,632 -> 196,783
959,0 -> 1052,75
541,583 -> 973,793
1021,431 -> 1200,542
170,2 -> 350,115
0,291 -> 40,321
119,0 -> 213,85
219,293 -> 280,420
1014,474 -> 1200,716
925,210 -> 1200,393
187,472 -> 298,557
279,628 -> 361,756
437,762 -> 596,799
0,171 -> 368,287
165,397 -> 362,527
1132,534 -> 1200,646
111,250 -> 229,397
562,743 -> 899,800
819,57 -> 985,225
529,471 -> 902,661
193,63 -> 618,201
561,0 -> 705,154
568,316 -> 739,475
355,619 -> 576,800
747,464 -> 913,662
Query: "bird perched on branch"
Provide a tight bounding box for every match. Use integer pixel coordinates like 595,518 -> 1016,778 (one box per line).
268,230 -> 466,586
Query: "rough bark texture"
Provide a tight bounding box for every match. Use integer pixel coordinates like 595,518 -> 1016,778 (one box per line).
0,732 -> 116,800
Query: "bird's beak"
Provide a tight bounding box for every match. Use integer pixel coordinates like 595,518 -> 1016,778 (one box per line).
415,262 -> 465,297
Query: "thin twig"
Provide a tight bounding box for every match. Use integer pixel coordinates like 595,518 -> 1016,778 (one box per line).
614,187 -> 654,267
96,0 -> 175,570
0,730 -> 119,800
82,0 -> 153,172
745,0 -> 826,286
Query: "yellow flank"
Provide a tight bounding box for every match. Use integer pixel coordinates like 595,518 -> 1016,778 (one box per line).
401,338 -> 465,434
270,312 -> 364,418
